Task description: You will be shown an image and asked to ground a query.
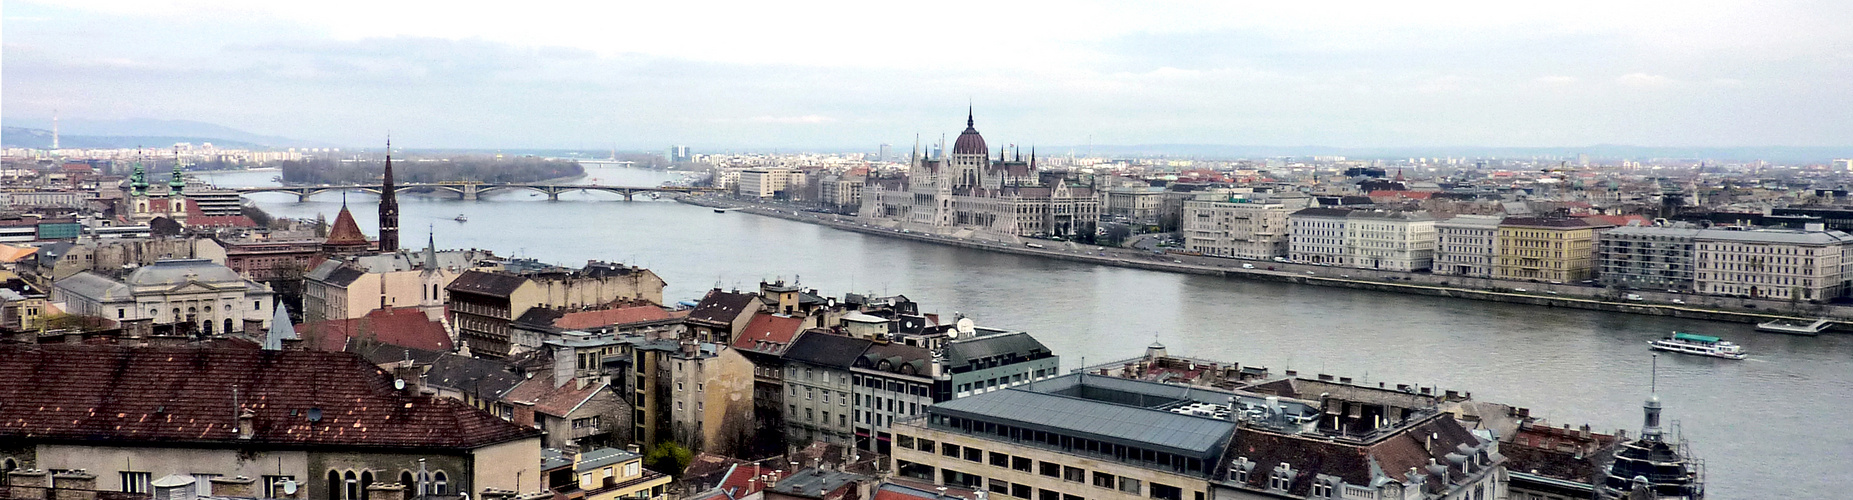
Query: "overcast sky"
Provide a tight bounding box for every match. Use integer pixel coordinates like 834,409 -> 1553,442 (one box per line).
5,1 -> 1851,150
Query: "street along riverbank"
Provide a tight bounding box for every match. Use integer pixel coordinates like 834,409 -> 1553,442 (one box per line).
678,195 -> 1851,329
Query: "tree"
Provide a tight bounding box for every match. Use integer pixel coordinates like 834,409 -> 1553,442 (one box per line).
644,441 -> 693,478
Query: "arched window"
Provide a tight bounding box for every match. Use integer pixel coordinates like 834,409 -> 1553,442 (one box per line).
344,471 -> 358,500
2,457 -> 16,487
398,472 -> 414,490
432,472 -> 446,495
327,471 -> 341,500
359,471 -> 373,500
203,320 -> 214,335
224,318 -> 234,334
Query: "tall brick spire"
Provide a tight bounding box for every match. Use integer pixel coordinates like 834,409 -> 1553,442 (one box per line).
378,137 -> 399,253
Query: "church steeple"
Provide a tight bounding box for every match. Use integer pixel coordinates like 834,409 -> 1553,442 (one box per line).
378,137 -> 400,253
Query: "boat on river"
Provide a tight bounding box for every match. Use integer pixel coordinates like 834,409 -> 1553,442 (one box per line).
1756,318 -> 1830,336
713,207 -> 739,213
1649,332 -> 1746,360
454,214 -> 468,222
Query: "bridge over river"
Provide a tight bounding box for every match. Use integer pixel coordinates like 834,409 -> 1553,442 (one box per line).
230,182 -> 715,201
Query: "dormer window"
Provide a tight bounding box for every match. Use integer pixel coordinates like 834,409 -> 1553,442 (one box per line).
1310,482 -> 1332,498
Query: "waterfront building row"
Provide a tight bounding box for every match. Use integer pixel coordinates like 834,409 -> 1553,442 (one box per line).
1598,223 -> 1853,300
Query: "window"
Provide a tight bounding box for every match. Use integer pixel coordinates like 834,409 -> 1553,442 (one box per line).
191,474 -> 220,497
990,452 -> 1010,468
120,472 -> 152,494
1062,466 -> 1084,482
1150,483 -> 1183,500
1118,478 -> 1141,494
897,435 -> 914,449
1038,489 -> 1060,500
625,462 -> 641,477
432,472 -> 447,495
1062,495 -> 1083,500
964,447 -> 984,462
917,438 -> 935,451
1311,483 -> 1332,498
1011,484 -> 1032,499
942,443 -> 962,458
1092,472 -> 1115,489
1039,461 -> 1061,478
1011,456 -> 1031,472
989,480 -> 1011,495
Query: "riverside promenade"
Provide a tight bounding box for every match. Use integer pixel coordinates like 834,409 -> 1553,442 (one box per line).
678,195 -> 1852,328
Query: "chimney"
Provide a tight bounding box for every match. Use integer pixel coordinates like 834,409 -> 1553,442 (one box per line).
152,475 -> 198,500
393,362 -> 425,394
52,470 -> 97,500
210,477 -> 255,498
237,408 -> 255,439
553,345 -> 574,388
365,483 -> 407,500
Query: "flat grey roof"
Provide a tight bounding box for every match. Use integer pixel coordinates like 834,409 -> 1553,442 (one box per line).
929,375 -> 1235,457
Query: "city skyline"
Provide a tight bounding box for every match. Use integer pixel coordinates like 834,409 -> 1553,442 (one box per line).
5,1 -> 1851,150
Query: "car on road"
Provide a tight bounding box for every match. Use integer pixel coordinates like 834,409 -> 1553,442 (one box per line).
1671,299 -> 1685,304
1241,264 -> 1255,269
1514,288 -> 1527,292
1305,271 -> 1316,275
1625,293 -> 1644,301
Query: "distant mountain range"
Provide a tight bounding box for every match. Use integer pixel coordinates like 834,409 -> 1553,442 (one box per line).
0,118 -> 333,149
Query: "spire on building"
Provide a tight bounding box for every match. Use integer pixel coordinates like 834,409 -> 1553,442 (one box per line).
378,136 -> 400,253
169,152 -> 187,192
129,160 -> 148,196
423,226 -> 438,271
1641,354 -> 1663,441
263,298 -> 296,351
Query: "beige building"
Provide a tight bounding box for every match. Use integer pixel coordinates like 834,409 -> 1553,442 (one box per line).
52,259 -> 273,334
1346,210 -> 1436,271
0,343 -> 543,500
526,262 -> 667,308
565,448 -> 670,500
1182,195 -> 1311,259
738,168 -> 803,199
1288,208 -> 1352,265
820,174 -> 866,212
1693,226 -> 1853,300
1496,218 -> 1603,282
302,247 -> 493,325
1105,187 -> 1167,225
1435,215 -> 1504,277
664,343 -> 756,456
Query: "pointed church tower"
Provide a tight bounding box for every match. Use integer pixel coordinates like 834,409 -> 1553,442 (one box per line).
378,138 -> 400,252
322,198 -> 373,255
128,159 -> 153,223
263,298 -> 297,351
168,149 -> 189,224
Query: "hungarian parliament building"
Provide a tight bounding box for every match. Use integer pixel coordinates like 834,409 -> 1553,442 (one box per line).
860,111 -> 1100,240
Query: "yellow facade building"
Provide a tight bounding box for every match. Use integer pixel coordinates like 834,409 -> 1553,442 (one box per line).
1495,218 -> 1605,282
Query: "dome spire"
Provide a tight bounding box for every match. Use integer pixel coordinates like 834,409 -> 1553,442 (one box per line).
967,101 -> 974,129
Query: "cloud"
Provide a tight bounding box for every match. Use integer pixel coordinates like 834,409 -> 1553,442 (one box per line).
1616,73 -> 1675,88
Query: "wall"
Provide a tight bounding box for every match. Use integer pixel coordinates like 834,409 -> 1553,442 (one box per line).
30,444 -> 307,498
469,437 -> 543,494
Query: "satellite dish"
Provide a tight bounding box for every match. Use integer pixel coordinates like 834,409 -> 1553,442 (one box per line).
307,408 -> 323,422
394,379 -> 407,390
955,318 -> 975,335
282,481 -> 298,495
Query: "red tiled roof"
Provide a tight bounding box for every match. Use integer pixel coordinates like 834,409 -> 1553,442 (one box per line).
553,305 -> 673,330
731,313 -> 806,354
502,371 -> 605,418
1367,190 -> 1434,200
0,343 -> 539,449
297,306 -> 453,353
326,205 -> 370,246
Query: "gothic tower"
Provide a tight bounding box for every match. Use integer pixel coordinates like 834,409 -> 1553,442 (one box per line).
378,138 -> 400,253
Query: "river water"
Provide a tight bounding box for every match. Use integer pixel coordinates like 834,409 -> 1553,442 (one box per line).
200,164 -> 1851,498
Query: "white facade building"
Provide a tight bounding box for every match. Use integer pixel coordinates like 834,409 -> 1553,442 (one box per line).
1182,195 -> 1312,259
52,259 -> 274,334
736,168 -> 799,199
1434,215 -> 1504,277
1693,225 -> 1853,301
1289,208 -> 1353,265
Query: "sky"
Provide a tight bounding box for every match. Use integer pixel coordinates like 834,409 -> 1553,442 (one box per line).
4,1 -> 1852,150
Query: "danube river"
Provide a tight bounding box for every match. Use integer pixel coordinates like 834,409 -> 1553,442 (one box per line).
202,164 -> 1851,498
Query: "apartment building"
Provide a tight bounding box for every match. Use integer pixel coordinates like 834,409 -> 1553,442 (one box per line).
1597,226 -> 1701,291
782,333 -> 871,446
1693,226 -> 1853,300
1288,208 -> 1352,266
739,168 -> 803,199
1289,208 -> 1435,270
1495,218 -> 1603,282
1346,210 -> 1436,271
1181,195 -> 1310,260
1104,187 -> 1167,225
1434,215 -> 1503,277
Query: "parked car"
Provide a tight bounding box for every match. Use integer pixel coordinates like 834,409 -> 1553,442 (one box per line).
1241,264 -> 1255,269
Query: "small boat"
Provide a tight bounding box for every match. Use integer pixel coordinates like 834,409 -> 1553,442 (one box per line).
713,207 -> 739,213
1648,332 -> 1747,360
453,214 -> 469,222
1756,318 -> 1830,336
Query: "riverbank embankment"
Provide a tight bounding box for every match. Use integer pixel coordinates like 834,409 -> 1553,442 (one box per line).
678,195 -> 1851,329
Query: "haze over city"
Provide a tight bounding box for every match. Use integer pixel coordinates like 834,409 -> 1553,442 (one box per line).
6,0 -> 1852,150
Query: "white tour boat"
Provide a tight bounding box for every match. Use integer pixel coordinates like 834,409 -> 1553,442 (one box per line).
1648,332 -> 1746,360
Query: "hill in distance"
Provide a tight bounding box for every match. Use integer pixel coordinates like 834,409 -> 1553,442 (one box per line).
0,118 -> 332,149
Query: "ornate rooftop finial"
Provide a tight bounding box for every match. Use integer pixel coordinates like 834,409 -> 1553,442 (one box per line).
967,101 -> 974,129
